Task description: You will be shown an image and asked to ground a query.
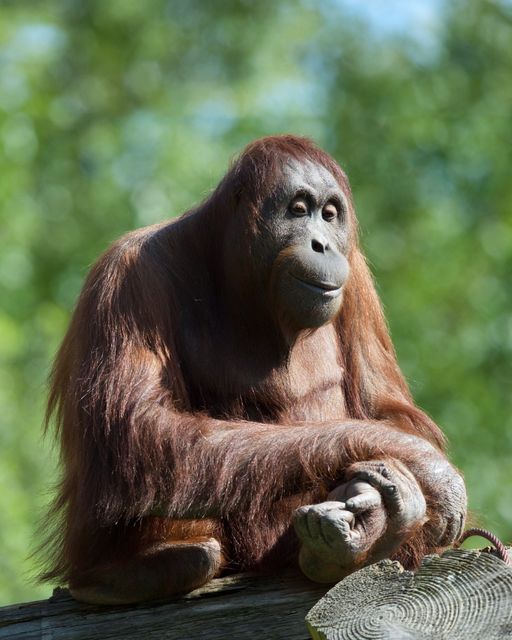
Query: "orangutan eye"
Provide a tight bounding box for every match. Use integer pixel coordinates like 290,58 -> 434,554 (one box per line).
322,203 -> 338,222
290,198 -> 308,216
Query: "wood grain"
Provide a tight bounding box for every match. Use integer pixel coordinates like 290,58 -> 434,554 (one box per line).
0,572 -> 327,640
307,549 -> 512,640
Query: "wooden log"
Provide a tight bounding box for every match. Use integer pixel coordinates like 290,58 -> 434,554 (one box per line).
0,572 -> 327,640
4,549 -> 511,639
306,548 -> 512,640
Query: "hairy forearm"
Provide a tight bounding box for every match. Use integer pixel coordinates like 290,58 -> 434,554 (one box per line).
149,413 -> 465,541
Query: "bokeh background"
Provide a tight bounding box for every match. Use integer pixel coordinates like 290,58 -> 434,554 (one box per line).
0,0 -> 511,605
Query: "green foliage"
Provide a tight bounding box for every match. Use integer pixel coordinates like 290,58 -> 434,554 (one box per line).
0,0 -> 510,604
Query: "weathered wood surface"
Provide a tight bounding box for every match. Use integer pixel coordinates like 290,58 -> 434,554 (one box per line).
0,572 -> 327,640
307,548 -> 512,640
3,549 -> 512,640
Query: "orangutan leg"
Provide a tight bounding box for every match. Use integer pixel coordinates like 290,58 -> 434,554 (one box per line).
70,537 -> 222,605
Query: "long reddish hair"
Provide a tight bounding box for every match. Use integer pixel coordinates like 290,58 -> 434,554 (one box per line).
39,135 -> 444,584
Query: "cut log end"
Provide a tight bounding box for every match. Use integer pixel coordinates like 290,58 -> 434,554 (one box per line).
306,548 -> 512,640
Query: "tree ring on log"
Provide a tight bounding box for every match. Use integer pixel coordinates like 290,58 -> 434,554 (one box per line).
306,548 -> 512,640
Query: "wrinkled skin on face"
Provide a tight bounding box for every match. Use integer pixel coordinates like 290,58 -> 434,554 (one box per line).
259,160 -> 350,330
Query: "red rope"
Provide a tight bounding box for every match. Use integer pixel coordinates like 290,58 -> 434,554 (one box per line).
455,527 -> 511,565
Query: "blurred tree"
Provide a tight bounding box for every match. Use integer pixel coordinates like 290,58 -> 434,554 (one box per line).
0,0 -> 510,604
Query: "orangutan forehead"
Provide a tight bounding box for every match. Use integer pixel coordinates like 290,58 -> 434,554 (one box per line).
280,158 -> 342,196
268,158 -> 346,208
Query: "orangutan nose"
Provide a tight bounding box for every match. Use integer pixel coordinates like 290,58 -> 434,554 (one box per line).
311,238 -> 330,254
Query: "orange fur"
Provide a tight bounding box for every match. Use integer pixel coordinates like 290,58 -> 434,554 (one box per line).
39,135 -> 451,591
